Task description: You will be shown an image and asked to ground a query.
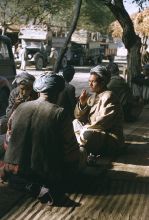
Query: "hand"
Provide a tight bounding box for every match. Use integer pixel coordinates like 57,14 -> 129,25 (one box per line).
79,89 -> 88,106
14,96 -> 25,108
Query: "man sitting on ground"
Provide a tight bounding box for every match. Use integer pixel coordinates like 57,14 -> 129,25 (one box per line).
107,63 -> 143,122
0,73 -> 37,156
57,65 -> 77,119
2,72 -> 38,151
132,64 -> 149,104
2,73 -> 84,205
6,71 -> 37,119
73,65 -> 124,157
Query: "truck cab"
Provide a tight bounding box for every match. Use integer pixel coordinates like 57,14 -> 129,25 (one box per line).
71,30 -> 104,65
18,25 -> 52,70
0,35 -> 16,83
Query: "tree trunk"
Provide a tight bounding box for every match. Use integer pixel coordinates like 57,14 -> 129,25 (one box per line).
54,0 -> 82,73
105,0 -> 142,84
127,38 -> 141,85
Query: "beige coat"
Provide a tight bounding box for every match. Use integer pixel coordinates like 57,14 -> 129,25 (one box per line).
74,90 -> 124,155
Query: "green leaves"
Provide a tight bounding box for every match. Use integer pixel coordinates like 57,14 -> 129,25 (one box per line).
78,0 -> 114,33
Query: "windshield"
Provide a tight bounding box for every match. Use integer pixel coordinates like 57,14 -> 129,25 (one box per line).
22,40 -> 42,49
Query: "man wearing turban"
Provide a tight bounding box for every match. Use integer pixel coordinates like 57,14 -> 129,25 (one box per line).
6,71 -> 37,118
57,65 -> 77,119
107,63 -> 143,122
73,65 -> 124,157
0,72 -> 37,153
3,73 -> 81,205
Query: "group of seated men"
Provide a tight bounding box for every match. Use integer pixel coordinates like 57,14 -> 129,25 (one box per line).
0,62 -> 148,205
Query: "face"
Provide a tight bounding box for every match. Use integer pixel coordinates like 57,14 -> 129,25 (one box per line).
89,73 -> 103,94
18,84 -> 33,99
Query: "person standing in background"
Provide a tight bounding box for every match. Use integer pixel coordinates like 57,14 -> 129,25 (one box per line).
49,48 -> 58,70
20,46 -> 27,71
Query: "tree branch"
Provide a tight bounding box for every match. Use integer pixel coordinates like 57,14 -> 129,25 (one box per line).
104,0 -> 140,49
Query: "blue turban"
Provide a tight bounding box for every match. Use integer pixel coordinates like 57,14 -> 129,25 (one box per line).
33,73 -> 65,93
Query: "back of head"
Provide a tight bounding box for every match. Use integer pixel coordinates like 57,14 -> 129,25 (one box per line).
90,65 -> 111,85
62,65 -> 75,83
107,63 -> 119,76
33,73 -> 65,94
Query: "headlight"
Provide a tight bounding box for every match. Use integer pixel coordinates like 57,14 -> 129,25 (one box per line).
28,54 -> 32,59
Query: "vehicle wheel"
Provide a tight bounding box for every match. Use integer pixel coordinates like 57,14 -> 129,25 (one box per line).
35,56 -> 44,70
79,57 -> 84,66
62,57 -> 67,68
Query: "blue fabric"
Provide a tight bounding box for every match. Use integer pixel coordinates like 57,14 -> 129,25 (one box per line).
33,74 -> 65,93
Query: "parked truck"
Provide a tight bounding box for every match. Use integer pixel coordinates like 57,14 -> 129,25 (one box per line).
17,24 -> 52,70
71,30 -> 104,65
52,37 -> 85,67
52,30 -> 107,67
